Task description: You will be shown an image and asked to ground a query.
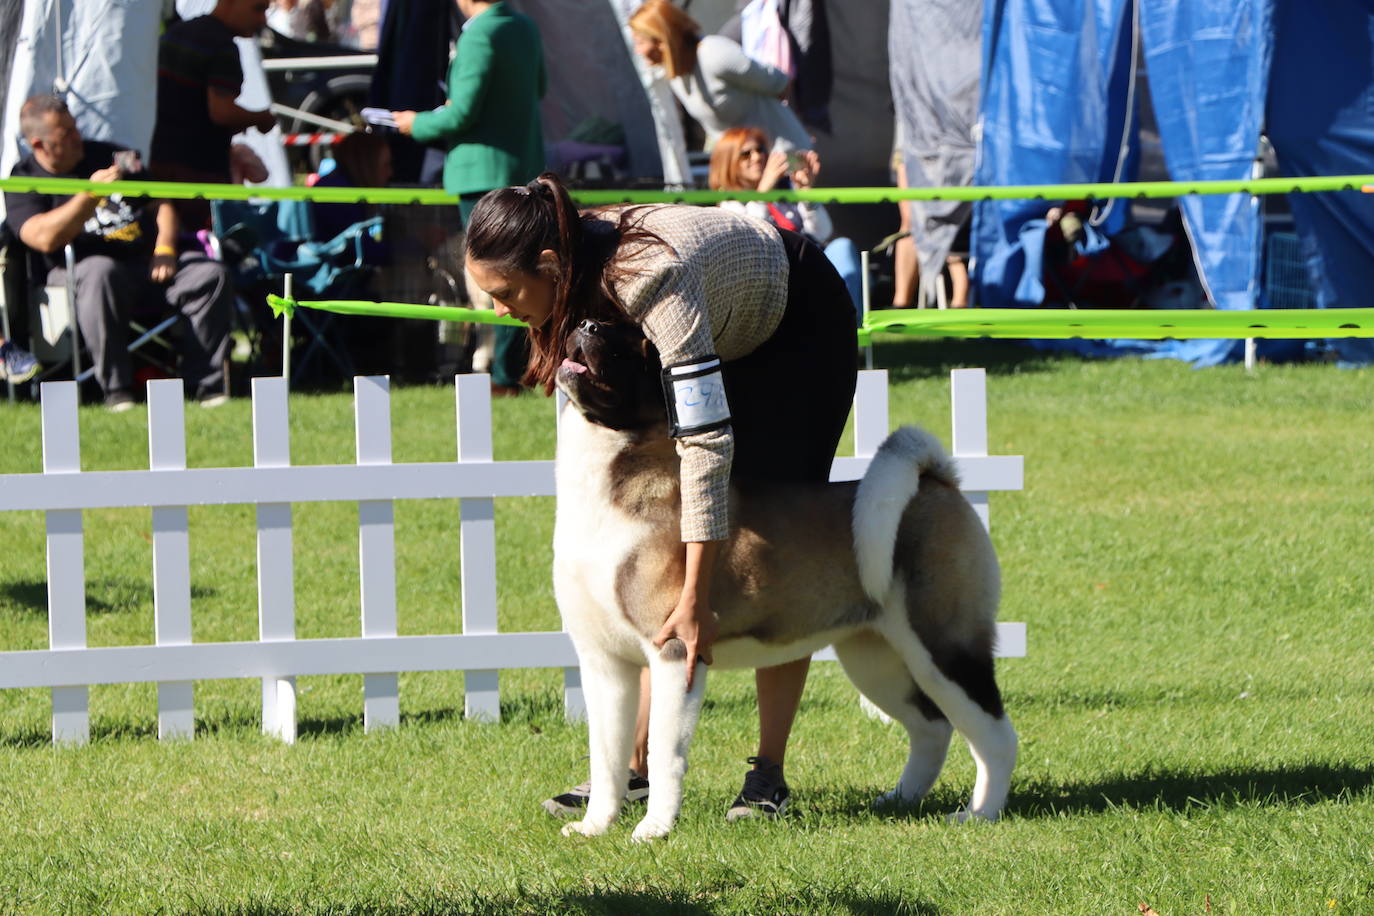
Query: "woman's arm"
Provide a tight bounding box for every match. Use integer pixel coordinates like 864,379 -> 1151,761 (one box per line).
699,35 -> 789,97
654,540 -> 721,690
411,32 -> 494,144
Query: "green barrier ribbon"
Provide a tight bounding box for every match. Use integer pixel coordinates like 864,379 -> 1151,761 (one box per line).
860,307 -> 1374,341
268,295 -> 1374,342
267,294 -> 524,326
6,173 -> 1374,206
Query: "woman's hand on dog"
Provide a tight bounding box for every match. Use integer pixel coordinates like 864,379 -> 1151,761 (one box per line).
654,540 -> 721,691
654,595 -> 719,691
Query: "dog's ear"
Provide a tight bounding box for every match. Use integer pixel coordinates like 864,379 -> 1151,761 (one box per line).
638,337 -> 662,374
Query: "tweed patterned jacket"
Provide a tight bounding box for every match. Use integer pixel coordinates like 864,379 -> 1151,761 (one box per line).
606,204 -> 789,542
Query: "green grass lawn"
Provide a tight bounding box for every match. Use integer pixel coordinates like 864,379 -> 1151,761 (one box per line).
1,339 -> 1371,915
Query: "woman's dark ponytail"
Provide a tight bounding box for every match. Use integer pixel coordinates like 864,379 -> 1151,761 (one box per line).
465,171 -> 671,394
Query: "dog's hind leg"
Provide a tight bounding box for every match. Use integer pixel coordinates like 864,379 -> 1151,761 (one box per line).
832,630 -> 954,806
561,652 -> 642,838
874,622 -> 1017,822
632,638 -> 707,842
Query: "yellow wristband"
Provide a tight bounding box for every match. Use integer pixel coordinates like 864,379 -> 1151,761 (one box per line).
154,246 -> 176,256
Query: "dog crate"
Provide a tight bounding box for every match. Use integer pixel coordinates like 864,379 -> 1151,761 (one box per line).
1264,231 -> 1316,310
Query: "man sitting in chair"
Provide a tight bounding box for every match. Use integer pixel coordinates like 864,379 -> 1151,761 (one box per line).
4,95 -> 233,411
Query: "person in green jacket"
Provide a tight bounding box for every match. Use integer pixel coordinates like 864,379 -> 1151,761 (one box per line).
393,0 -> 546,395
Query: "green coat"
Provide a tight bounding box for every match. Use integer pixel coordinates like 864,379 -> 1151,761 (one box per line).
411,2 -> 546,196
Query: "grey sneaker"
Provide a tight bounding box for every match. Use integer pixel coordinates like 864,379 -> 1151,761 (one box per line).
0,341 -> 39,384
726,756 -> 790,821
104,390 -> 137,413
541,769 -> 650,819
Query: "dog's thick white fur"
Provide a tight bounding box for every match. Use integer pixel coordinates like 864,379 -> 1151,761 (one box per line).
552,392 -> 1016,841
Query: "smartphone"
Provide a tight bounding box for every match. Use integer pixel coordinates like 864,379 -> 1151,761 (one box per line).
112,149 -> 143,175
786,150 -> 809,171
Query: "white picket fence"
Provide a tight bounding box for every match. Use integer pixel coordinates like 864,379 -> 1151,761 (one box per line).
0,369 -> 1024,746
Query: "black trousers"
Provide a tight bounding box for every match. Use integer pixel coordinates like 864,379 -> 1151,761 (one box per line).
723,228 -> 859,484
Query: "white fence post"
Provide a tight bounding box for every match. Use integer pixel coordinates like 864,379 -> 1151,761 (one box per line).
456,374 -> 500,722
853,369 -> 889,458
42,381 -> 87,745
148,380 -> 194,740
355,376 -> 399,732
951,368 -> 991,531
950,368 -> 1027,657
253,377 -> 297,743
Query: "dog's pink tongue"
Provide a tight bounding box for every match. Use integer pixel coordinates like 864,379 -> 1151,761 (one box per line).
561,358 -> 588,374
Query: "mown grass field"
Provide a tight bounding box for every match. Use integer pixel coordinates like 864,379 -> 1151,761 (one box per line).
1,338 -> 1371,915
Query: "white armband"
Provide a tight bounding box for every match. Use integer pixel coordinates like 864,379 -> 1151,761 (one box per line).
661,356 -> 731,437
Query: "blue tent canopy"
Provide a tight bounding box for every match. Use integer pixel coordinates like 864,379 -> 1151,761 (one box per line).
968,0 -> 1372,365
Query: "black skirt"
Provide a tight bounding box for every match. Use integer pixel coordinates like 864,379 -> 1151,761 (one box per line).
722,227 -> 859,485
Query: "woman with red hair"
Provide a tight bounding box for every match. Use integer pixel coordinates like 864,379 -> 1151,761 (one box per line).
710,127 -> 862,317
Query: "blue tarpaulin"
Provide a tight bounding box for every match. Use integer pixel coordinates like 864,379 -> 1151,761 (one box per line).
1266,0 -> 1374,365
971,0 -> 1135,311
968,0 -> 1372,365
1139,0 -> 1272,366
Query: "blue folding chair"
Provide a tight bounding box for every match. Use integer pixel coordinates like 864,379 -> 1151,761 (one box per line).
212,198 -> 382,383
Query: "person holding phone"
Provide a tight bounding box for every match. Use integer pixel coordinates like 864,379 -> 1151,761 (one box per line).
5,96 -> 233,411
709,127 -> 862,318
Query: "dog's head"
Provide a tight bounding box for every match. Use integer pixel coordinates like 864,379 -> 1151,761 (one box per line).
556,319 -> 666,432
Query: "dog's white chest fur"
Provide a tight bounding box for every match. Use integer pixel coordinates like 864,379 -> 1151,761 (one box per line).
553,408 -> 660,656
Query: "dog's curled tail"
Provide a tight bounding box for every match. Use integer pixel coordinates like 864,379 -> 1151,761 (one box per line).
853,426 -> 960,602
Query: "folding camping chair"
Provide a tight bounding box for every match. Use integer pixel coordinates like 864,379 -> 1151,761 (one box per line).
0,223 -> 179,398
211,198 -> 382,385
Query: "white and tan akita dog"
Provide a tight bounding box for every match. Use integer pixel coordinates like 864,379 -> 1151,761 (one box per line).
552,319 -> 1016,841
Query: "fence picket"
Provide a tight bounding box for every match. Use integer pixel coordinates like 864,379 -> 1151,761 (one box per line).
253,377 -> 297,743
355,376 -> 399,731
456,375 -> 500,721
851,369 -> 890,460
41,382 -> 88,745
148,380 -> 194,740
952,368 -> 994,531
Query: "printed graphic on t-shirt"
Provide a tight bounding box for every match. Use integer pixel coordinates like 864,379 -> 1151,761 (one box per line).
84,194 -> 144,244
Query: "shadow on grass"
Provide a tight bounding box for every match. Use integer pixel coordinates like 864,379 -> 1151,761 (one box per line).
1,578 -> 217,615
184,887 -> 939,915
1010,761 -> 1374,818
869,336 -> 1092,382
813,763 -> 1371,824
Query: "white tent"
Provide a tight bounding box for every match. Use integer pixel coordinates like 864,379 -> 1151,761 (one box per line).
1,0 -> 288,224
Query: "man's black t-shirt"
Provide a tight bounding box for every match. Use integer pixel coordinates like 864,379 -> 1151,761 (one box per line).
151,14 -> 243,178
3,141 -> 156,273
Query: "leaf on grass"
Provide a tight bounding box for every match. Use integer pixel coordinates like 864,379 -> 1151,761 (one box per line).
1138,905 -> 1161,916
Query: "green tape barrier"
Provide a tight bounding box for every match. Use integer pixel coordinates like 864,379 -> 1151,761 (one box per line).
268,295 -> 1374,344
267,294 -> 523,325
5,173 -> 1374,207
856,307 -> 1374,345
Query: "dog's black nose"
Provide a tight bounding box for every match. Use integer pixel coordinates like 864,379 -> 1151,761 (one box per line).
577,319 -> 599,335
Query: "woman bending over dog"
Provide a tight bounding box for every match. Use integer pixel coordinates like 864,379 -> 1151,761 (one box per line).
464,172 -> 857,821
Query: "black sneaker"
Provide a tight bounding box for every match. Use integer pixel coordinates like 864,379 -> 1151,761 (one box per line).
726,755 -> 790,821
541,769 -> 650,819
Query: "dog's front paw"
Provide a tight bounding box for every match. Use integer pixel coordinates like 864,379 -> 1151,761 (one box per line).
630,815 -> 674,843
561,818 -> 613,838
948,807 -> 999,825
